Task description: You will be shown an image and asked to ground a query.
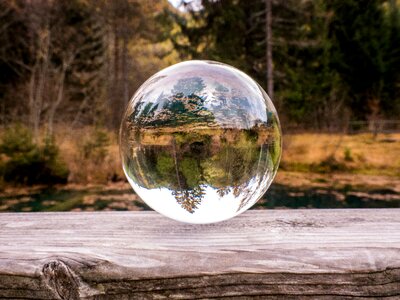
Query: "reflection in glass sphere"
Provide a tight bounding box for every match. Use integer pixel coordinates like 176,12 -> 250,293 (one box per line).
120,60 -> 281,224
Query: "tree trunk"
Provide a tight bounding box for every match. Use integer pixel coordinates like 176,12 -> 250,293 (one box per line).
112,31 -> 121,128
121,35 -> 129,116
47,62 -> 68,137
368,97 -> 381,139
265,0 -> 274,101
29,29 -> 51,143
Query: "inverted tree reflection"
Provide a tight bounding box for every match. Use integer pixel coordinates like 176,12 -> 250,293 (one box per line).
122,75 -> 281,214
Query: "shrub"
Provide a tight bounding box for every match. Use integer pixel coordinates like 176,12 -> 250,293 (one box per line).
73,128 -> 115,183
0,125 -> 69,185
82,128 -> 110,164
315,155 -> 347,173
344,147 -> 354,162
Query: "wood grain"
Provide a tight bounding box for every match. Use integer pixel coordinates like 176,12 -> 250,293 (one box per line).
0,209 -> 399,299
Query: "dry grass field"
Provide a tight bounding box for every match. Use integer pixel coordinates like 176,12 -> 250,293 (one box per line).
55,129 -> 400,183
2,126 -> 399,187
54,126 -> 124,184
1,128 -> 399,212
281,133 -> 400,177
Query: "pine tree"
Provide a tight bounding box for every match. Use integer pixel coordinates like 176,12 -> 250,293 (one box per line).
329,0 -> 400,121
173,186 -> 205,213
167,0 -> 345,129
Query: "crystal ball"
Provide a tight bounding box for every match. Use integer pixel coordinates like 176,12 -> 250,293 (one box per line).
120,60 -> 281,223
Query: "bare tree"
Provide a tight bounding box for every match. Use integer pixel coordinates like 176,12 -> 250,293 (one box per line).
25,1 -> 51,142
20,0 -> 106,139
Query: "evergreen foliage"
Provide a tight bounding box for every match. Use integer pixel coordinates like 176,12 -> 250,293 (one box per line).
168,0 -> 400,128
0,125 -> 69,185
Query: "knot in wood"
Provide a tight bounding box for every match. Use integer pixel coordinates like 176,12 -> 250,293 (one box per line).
42,259 -> 80,300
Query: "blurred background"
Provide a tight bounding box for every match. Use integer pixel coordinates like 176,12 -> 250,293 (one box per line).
0,0 -> 399,212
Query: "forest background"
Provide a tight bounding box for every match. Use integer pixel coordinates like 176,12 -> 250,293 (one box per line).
0,0 -> 399,212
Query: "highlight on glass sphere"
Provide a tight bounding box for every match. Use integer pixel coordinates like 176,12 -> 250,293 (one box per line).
120,60 -> 281,224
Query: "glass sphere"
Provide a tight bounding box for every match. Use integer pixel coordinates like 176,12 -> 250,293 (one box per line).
120,60 -> 281,224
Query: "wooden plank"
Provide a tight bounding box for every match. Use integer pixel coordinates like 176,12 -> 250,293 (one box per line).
0,209 -> 399,299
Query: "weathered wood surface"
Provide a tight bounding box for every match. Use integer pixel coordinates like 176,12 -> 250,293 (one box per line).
0,209 -> 399,299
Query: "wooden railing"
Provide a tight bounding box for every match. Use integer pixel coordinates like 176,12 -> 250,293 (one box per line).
0,209 -> 399,299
